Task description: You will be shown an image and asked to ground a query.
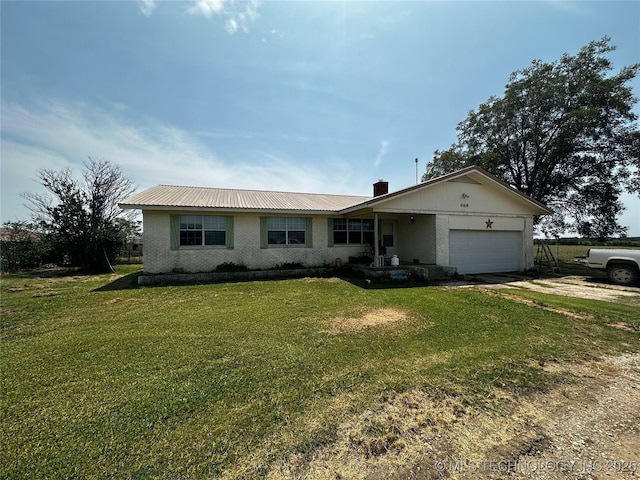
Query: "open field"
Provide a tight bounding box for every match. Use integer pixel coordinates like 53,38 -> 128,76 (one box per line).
1,265 -> 638,479
534,244 -> 596,277
535,244 -> 639,277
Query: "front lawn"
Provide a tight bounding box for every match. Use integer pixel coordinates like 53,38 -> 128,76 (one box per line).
1,267 -> 638,478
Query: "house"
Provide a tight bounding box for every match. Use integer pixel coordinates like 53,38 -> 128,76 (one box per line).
0,227 -> 41,243
119,236 -> 144,260
119,166 -> 552,276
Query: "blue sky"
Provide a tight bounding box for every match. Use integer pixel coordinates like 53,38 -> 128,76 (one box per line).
1,0 -> 639,235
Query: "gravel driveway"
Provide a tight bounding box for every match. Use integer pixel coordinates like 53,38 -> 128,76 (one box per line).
451,274 -> 640,306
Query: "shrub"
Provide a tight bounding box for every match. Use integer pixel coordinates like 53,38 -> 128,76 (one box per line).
215,262 -> 248,272
0,222 -> 50,272
272,262 -> 305,270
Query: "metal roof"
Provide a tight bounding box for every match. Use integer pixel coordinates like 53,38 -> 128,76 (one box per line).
120,184 -> 372,213
119,167 -> 553,216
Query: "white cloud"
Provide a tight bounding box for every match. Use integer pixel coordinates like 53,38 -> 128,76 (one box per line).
373,140 -> 390,167
225,18 -> 238,34
186,0 -> 225,18
138,0 -> 157,17
0,99 -> 362,223
185,0 -> 261,34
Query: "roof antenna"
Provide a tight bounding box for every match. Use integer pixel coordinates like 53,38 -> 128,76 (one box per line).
415,158 -> 419,184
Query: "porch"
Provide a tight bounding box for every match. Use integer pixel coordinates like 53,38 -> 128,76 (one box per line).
336,212 -> 443,279
349,263 -> 454,281
354,212 -> 439,269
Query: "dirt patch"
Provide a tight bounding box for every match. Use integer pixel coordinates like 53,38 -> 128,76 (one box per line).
31,291 -> 60,298
0,307 -> 21,317
610,322 -> 637,332
267,354 -> 640,479
479,288 -> 594,320
463,275 -> 640,306
302,277 -> 345,283
6,286 -> 26,293
323,308 -> 409,334
268,390 -> 464,479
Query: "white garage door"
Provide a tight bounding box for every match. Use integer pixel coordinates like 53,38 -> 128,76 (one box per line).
449,230 -> 522,274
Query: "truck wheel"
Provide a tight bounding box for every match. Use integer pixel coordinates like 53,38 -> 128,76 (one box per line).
607,264 -> 639,286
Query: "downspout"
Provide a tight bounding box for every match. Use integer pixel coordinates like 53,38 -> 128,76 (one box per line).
374,212 -> 380,267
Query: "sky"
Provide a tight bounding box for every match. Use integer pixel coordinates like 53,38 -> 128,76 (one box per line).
1,0 -> 639,235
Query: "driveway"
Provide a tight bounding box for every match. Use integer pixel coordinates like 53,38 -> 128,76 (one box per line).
448,273 -> 640,306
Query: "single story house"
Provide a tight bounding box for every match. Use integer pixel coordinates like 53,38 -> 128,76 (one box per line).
119,166 -> 552,276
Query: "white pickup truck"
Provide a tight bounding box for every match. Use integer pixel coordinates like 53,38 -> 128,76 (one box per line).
585,248 -> 640,286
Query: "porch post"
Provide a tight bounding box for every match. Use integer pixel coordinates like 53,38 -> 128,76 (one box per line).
374,212 -> 380,266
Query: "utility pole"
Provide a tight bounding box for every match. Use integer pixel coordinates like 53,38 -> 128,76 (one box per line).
415,158 -> 419,184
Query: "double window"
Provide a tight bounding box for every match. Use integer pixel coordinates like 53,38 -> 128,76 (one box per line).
266,217 -> 307,245
332,218 -> 375,245
179,215 -> 227,246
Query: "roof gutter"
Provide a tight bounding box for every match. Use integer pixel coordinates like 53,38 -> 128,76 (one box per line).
118,204 -> 343,216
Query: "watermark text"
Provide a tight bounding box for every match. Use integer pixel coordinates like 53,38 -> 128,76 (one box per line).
434,459 -> 637,474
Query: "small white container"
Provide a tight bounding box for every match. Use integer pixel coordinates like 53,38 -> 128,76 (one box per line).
390,255 -> 399,266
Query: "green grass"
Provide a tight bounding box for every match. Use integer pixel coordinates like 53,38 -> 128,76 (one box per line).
1,267 -> 638,479
536,244 -> 640,277
535,244 -> 602,277
543,244 -> 590,262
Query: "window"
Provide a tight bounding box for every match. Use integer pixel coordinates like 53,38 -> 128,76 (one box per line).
179,215 -> 227,246
333,218 -> 347,244
333,218 -> 374,245
266,217 -> 307,245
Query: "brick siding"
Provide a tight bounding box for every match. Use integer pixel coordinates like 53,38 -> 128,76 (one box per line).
142,211 -> 366,274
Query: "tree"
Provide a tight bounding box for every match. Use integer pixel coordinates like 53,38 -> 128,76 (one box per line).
23,158 -> 137,272
424,38 -> 639,240
0,221 -> 50,272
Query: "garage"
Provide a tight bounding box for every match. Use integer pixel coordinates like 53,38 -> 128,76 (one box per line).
449,230 -> 522,274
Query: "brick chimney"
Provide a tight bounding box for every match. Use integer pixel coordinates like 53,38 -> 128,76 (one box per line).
373,179 -> 389,197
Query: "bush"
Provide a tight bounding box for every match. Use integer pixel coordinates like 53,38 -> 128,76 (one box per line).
272,262 -> 305,270
0,222 -> 50,273
215,262 -> 248,272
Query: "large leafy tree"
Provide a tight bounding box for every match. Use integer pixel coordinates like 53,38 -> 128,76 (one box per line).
23,158 -> 137,272
424,38 -> 639,240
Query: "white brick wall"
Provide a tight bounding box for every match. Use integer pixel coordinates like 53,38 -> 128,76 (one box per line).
142,211 -> 365,273
396,214 -> 437,264
141,210 -> 536,274
523,216 -> 535,270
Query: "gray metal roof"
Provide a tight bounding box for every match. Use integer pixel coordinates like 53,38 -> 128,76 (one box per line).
120,184 -> 372,212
